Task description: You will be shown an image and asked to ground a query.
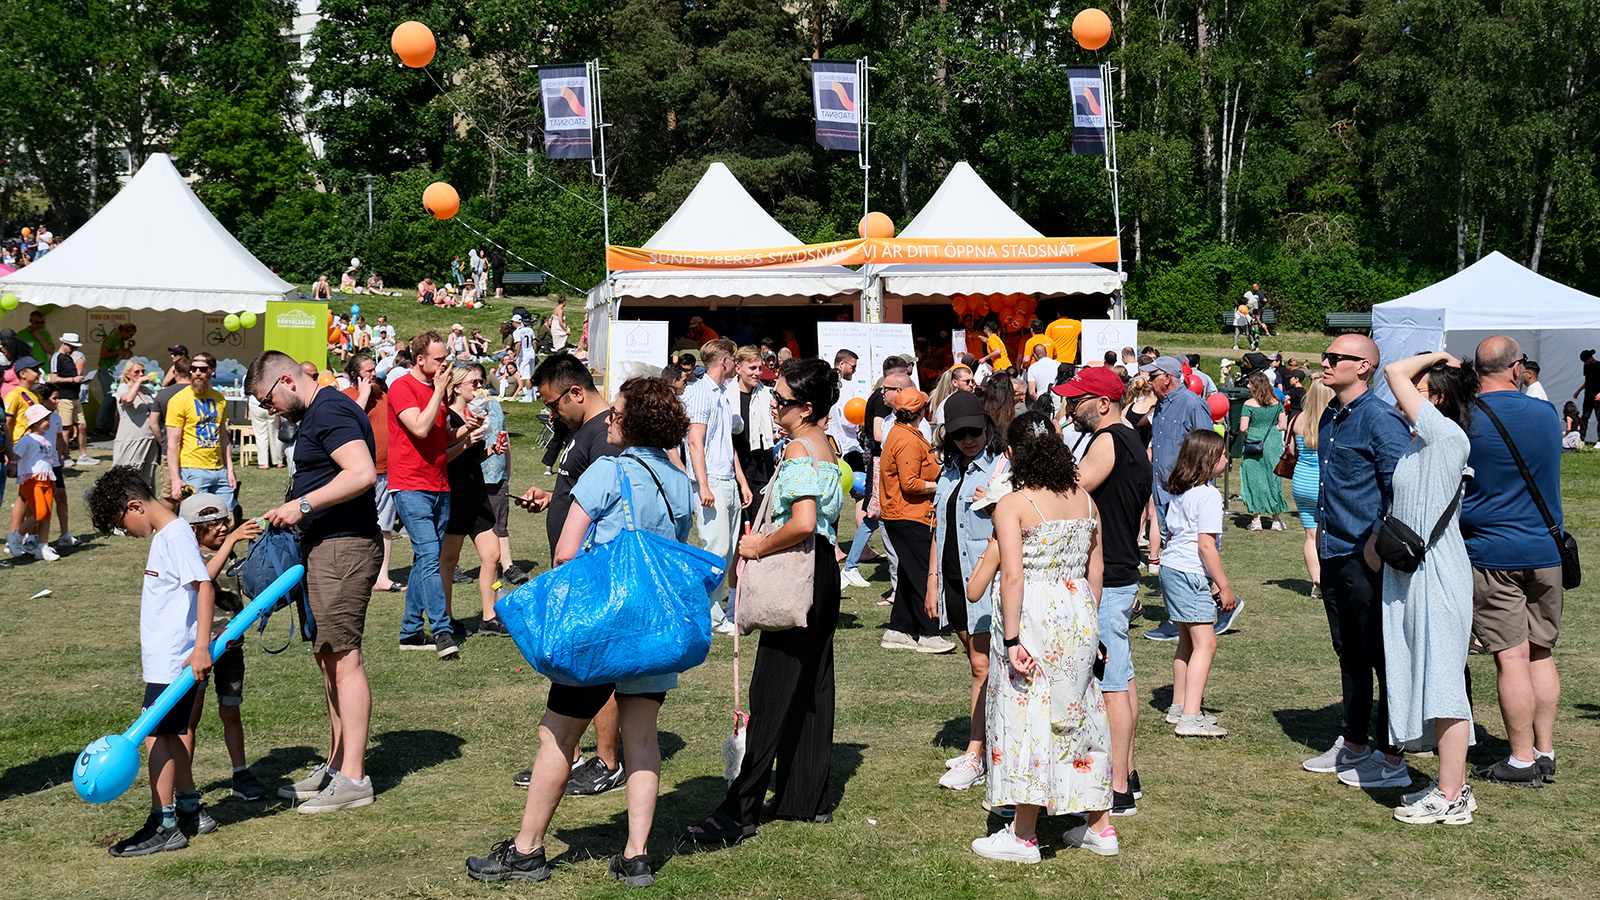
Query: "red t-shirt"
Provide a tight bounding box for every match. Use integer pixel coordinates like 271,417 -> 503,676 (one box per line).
384,371 -> 449,492
341,385 -> 390,475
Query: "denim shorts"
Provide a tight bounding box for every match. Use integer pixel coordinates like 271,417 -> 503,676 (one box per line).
179,467 -> 235,511
1159,567 -> 1216,624
1096,582 -> 1139,691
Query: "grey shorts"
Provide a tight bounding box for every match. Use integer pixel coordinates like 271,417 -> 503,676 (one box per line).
375,474 -> 397,532
487,479 -> 510,539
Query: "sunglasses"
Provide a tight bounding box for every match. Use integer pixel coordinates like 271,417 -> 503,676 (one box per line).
950,427 -> 984,440
190,364 -> 212,372
1321,351 -> 1365,367
773,395 -> 807,409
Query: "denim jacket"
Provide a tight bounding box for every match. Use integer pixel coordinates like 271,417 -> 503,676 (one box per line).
1316,389 -> 1411,557
932,450 -> 998,626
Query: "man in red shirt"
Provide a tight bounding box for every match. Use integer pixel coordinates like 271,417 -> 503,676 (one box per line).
386,331 -> 480,659
343,353 -> 403,593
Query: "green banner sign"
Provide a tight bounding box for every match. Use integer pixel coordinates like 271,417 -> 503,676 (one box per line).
265,301 -> 329,368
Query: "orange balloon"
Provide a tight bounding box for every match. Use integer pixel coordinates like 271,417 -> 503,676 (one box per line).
844,397 -> 867,426
423,181 -> 459,220
391,21 -> 437,68
1072,8 -> 1112,51
857,211 -> 896,239
317,371 -> 338,387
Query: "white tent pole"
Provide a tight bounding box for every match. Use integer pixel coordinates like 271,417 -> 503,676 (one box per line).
589,58 -> 620,350
1103,60 -> 1126,318
860,56 -> 881,324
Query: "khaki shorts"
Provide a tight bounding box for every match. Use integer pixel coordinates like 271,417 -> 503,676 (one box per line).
305,534 -> 382,654
56,397 -> 85,427
1472,566 -> 1563,652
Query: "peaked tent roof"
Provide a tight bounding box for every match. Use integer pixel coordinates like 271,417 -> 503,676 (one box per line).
871,161 -> 1122,300
1372,251 -> 1600,329
0,153 -> 293,314
589,162 -> 861,309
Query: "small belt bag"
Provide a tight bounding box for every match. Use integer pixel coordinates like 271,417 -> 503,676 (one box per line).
1375,481 -> 1463,574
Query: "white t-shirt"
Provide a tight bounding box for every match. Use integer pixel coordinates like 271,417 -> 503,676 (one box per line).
1162,483 -> 1222,576
1027,358 -> 1061,398
513,325 -> 536,357
1525,380 -> 1549,403
140,518 -> 211,684
374,324 -> 396,347
15,431 -> 54,485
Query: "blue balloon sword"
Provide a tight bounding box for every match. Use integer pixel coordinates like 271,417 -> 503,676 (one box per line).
73,564 -> 306,804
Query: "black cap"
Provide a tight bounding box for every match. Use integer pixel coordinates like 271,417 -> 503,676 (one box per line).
168,344 -> 188,355
943,391 -> 988,434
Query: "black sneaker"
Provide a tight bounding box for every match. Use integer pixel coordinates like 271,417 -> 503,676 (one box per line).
512,768 -> 532,788
1129,769 -> 1143,799
453,566 -> 474,584
1537,756 -> 1556,784
435,631 -> 460,659
566,757 -> 627,796
177,804 -> 218,837
608,852 -> 655,888
465,839 -> 550,883
504,564 -> 530,585
1471,756 -> 1545,788
1111,789 -> 1138,816
398,633 -> 436,651
477,617 -> 510,637
109,812 -> 188,857
232,768 -> 270,802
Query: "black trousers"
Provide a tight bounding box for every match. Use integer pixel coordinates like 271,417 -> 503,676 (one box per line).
1321,552 -> 1394,754
883,518 -> 938,639
1582,393 -> 1600,441
542,419 -> 570,468
720,539 -> 841,825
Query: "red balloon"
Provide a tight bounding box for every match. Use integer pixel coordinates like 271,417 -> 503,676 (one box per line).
1207,391 -> 1229,421
1185,373 -> 1204,395
1180,361 -> 1192,376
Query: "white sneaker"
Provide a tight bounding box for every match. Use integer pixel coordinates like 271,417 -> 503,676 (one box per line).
1393,785 -> 1472,825
62,457 -> 76,468
946,753 -> 971,769
971,824 -> 1040,863
1303,737 -> 1372,773
1337,754 -> 1412,788
713,620 -> 737,636
1165,705 -> 1218,726
840,567 -> 870,589
939,752 -> 985,790
1062,821 -> 1120,856
1175,714 -> 1227,737
880,629 -> 917,650
915,635 -> 956,654
1401,782 -> 1477,813
5,531 -> 23,558
32,543 -> 60,561
76,453 -> 99,466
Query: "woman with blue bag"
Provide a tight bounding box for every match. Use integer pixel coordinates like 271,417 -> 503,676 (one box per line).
467,376 -> 701,888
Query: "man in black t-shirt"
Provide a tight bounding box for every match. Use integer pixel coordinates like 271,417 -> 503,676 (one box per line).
1574,350 -> 1600,439
155,358 -> 192,451
732,346 -> 775,528
1058,365 -> 1152,816
246,350 -> 381,813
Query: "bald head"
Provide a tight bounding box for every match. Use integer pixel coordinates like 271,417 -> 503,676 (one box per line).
1475,335 -> 1522,376
1329,333 -> 1379,368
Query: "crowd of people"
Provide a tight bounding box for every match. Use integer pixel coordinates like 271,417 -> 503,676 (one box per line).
63,306 -> 1574,884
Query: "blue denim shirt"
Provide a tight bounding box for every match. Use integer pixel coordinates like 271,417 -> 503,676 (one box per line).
1316,389 -> 1411,557
933,450 -> 998,624
1150,388 -> 1214,504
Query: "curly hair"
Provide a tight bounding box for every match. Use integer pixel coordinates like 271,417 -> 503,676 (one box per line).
85,465 -> 156,535
615,376 -> 690,450
1006,412 -> 1076,493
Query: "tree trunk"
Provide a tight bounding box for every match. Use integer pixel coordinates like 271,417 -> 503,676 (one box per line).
1197,5 -> 1213,190
899,156 -> 910,213
1134,215 -> 1143,263
1530,177 -> 1555,272
1476,210 -> 1486,260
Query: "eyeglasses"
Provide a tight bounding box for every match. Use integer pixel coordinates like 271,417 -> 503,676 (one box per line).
253,374 -> 288,411
773,395 -> 807,409
1514,355 -> 1530,368
1321,352 -> 1365,367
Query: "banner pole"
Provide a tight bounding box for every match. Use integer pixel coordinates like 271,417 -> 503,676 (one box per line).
590,59 -> 617,328
859,56 -> 879,323
1102,59 -> 1126,317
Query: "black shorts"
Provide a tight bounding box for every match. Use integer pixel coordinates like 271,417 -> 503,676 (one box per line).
546,683 -> 667,720
205,644 -> 245,706
446,493 -> 496,537
487,479 -> 510,539
143,681 -> 201,736
944,568 -> 969,633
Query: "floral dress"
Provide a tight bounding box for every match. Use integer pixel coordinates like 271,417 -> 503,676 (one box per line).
985,516 -> 1112,814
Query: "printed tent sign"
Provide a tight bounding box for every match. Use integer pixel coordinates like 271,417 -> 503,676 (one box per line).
811,60 -> 860,152
539,64 -> 594,159
1068,67 -> 1107,156
607,236 -> 1121,271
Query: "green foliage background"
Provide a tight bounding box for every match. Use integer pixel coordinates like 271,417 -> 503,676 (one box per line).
2,0 -> 1598,328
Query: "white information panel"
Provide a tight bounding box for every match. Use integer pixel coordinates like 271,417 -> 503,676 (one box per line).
1081,318 -> 1138,368
818,321 -> 919,390
606,320 -> 670,398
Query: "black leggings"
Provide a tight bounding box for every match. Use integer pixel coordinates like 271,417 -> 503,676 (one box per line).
883,518 -> 938,639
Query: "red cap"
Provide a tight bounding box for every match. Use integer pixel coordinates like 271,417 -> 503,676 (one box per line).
1052,365 -> 1126,401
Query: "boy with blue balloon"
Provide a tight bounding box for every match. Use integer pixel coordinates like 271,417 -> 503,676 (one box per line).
84,466 -> 217,857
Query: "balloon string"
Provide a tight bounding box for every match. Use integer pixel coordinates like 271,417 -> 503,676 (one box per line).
424,69 -> 605,215
450,216 -> 586,294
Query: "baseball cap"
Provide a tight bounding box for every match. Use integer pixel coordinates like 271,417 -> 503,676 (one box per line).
1053,365 -> 1126,401
168,344 -> 188,355
13,355 -> 39,372
178,493 -> 232,525
60,332 -> 82,347
893,387 -> 928,413
23,404 -> 49,427
1138,356 -> 1184,379
944,391 -> 987,433
511,314 -> 524,323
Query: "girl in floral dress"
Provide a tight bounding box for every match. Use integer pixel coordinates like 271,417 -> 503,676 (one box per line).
969,412 -> 1115,863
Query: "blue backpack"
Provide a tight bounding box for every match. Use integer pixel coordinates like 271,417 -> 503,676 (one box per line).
235,525 -> 314,653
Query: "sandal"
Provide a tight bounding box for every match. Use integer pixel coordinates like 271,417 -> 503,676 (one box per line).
680,810 -> 756,846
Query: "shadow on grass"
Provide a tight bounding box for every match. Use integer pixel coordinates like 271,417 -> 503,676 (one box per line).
1576,702 -> 1600,721
368,728 -> 466,794
1265,577 -> 1314,595
933,717 -> 972,752
836,611 -> 861,631
0,750 -> 79,801
1272,704 -> 1342,751
659,731 -> 687,763
199,744 -> 322,823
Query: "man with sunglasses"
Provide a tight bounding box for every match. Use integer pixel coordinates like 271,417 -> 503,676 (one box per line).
1301,334 -> 1411,786
165,352 -> 235,514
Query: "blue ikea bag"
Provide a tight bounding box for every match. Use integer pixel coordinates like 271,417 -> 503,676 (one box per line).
496,465 -> 723,687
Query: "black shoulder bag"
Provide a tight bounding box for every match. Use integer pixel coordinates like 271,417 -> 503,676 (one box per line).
1473,400 -> 1581,589
1375,480 -> 1464,574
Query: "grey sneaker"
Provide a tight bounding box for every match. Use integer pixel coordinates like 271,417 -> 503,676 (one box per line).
1303,737 -> 1371,774
1142,620 -> 1180,641
1393,785 -> 1472,825
1166,707 -> 1217,726
916,635 -> 957,654
176,804 -> 218,837
296,772 -> 375,813
1337,754 -> 1412,788
1402,782 -> 1477,813
278,763 -> 331,800
108,812 -> 188,857
1536,756 -> 1556,784
1175,714 -> 1228,737
880,629 -> 917,650
231,768 -> 270,801
1214,598 -> 1244,635
466,839 -> 550,883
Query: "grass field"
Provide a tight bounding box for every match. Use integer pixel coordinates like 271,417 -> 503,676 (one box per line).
3,327 -> 1598,900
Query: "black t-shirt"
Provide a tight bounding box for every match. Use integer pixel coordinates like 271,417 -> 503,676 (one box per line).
1087,423 -> 1152,588
156,383 -> 186,427
291,387 -> 379,546
1585,359 -> 1600,396
547,410 -> 618,555
53,351 -> 78,380
863,388 -> 892,453
446,408 -> 489,511
733,388 -> 776,489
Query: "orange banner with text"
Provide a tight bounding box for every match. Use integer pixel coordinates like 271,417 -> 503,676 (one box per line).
606,236 -> 1120,271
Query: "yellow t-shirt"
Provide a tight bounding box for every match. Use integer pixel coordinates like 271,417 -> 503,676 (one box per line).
985,334 -> 1012,371
165,385 -> 226,470
1023,335 -> 1054,365
1047,318 -> 1082,363
5,387 -> 40,446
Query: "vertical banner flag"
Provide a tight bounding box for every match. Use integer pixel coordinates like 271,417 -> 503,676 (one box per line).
539,64 -> 594,159
811,60 -> 861,151
1068,67 -> 1107,155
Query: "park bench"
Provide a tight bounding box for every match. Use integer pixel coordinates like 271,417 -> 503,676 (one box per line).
1220,309 -> 1275,331
1324,311 -> 1373,332
501,271 -> 549,291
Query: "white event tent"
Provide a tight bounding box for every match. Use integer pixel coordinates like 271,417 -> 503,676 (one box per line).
1372,251 -> 1600,405
869,161 -> 1123,303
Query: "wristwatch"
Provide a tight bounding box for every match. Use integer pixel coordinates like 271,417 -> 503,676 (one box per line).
299,497 -> 313,515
